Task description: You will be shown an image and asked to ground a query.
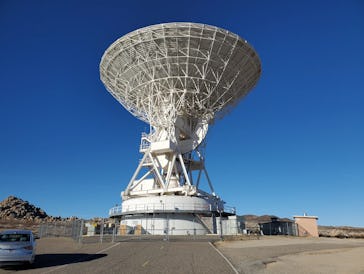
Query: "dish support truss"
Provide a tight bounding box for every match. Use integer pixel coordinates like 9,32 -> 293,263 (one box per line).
122,131 -> 216,201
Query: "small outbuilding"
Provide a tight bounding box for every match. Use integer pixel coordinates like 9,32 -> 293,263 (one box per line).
259,216 -> 296,236
294,214 -> 319,237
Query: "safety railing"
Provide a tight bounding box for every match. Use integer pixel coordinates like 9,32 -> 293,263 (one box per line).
223,205 -> 236,215
109,203 -> 236,217
139,132 -> 151,151
109,202 -> 216,216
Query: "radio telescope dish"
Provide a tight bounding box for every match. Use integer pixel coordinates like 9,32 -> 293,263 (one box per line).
100,22 -> 260,149
102,23 -> 261,235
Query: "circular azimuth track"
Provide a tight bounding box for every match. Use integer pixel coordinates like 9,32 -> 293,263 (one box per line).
100,22 -> 261,129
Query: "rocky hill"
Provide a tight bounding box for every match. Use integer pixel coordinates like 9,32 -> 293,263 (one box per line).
0,196 -> 82,234
0,196 -> 48,221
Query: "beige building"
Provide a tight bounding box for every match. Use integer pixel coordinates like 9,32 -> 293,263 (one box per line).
294,214 -> 319,237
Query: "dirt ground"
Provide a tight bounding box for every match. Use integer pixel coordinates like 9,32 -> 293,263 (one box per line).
216,236 -> 364,274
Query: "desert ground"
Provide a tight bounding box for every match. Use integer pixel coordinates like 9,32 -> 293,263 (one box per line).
0,236 -> 364,273
217,236 -> 364,274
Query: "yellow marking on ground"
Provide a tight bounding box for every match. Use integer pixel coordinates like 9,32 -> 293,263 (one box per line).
142,260 -> 150,267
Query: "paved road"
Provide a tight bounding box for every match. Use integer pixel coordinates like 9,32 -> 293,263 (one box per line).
0,238 -> 235,274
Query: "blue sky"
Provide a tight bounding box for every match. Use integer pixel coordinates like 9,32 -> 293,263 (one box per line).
1,1 -> 363,227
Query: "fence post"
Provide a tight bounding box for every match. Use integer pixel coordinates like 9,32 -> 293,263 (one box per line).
79,220 -> 84,244
100,219 -> 104,243
39,224 -> 43,238
45,222 -> 48,237
219,210 -> 223,240
72,221 -> 75,239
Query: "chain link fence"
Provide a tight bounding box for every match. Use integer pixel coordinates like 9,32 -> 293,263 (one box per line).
38,220 -> 85,242
38,219 -> 127,243
37,215 -> 246,243
38,215 -> 296,243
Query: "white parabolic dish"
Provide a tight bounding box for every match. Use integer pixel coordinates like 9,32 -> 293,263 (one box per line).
100,22 -> 261,135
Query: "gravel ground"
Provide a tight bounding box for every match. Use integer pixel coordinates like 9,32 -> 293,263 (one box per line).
215,236 -> 364,274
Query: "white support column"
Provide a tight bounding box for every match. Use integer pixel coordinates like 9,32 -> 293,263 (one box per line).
164,154 -> 177,190
196,169 -> 202,189
148,152 -> 166,189
178,153 -> 191,186
125,150 -> 150,195
129,169 -> 153,191
203,167 -> 215,195
196,149 -> 215,195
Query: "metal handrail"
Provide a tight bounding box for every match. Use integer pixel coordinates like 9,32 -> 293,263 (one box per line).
224,205 -> 236,214
109,202 -> 236,216
109,202 -> 212,216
